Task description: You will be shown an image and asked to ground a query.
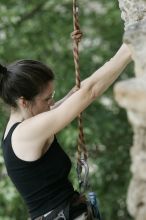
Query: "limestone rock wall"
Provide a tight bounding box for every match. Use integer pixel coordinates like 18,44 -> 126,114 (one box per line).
118,0 -> 146,30
114,1 -> 146,219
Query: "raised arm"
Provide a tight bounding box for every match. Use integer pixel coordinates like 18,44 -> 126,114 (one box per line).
15,44 -> 131,154
52,44 -> 131,109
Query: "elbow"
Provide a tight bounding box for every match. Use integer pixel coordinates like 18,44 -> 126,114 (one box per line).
90,88 -> 98,101
90,84 -> 107,100
84,85 -> 98,102
81,81 -> 98,102
81,76 -> 105,101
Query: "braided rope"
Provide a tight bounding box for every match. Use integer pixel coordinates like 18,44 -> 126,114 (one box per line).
72,0 -> 88,164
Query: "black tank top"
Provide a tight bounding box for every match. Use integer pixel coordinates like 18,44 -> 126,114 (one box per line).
1,123 -> 75,219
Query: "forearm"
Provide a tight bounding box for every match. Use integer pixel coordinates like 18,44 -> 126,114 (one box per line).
52,44 -> 131,109
82,44 -> 132,97
51,86 -> 78,109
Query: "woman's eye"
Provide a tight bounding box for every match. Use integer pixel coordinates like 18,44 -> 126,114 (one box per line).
45,97 -> 52,102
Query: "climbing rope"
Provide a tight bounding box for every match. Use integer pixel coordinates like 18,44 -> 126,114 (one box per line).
71,4 -> 102,219
72,0 -> 88,192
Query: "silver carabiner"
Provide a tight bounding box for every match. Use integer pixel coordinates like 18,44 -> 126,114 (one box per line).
77,159 -> 89,193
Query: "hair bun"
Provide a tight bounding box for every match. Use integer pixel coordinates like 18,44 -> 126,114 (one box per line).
0,64 -> 7,75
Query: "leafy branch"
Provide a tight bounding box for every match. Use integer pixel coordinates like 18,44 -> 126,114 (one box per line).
0,1 -> 46,31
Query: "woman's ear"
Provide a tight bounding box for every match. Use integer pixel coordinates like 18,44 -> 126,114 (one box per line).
18,96 -> 29,108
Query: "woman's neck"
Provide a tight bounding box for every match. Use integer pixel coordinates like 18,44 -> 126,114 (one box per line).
9,108 -> 26,122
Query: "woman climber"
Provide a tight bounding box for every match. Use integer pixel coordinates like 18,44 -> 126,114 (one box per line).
0,40 -> 131,220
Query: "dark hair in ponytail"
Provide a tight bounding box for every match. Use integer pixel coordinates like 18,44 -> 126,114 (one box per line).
0,60 -> 55,108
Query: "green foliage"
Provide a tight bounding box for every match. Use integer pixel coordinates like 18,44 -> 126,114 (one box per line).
0,0 -> 133,219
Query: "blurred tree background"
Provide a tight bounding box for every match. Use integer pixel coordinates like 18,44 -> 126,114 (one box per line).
0,0 -> 134,219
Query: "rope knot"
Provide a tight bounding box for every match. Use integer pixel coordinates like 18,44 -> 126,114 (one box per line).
71,30 -> 83,43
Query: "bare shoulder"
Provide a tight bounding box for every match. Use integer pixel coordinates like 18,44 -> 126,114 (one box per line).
11,121 -> 54,161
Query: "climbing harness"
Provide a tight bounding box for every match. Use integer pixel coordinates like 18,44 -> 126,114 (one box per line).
72,1 -> 101,219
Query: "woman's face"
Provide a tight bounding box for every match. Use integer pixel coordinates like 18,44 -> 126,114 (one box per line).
30,81 -> 55,116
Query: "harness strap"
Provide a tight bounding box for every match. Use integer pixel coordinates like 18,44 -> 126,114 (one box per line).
34,200 -> 69,220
